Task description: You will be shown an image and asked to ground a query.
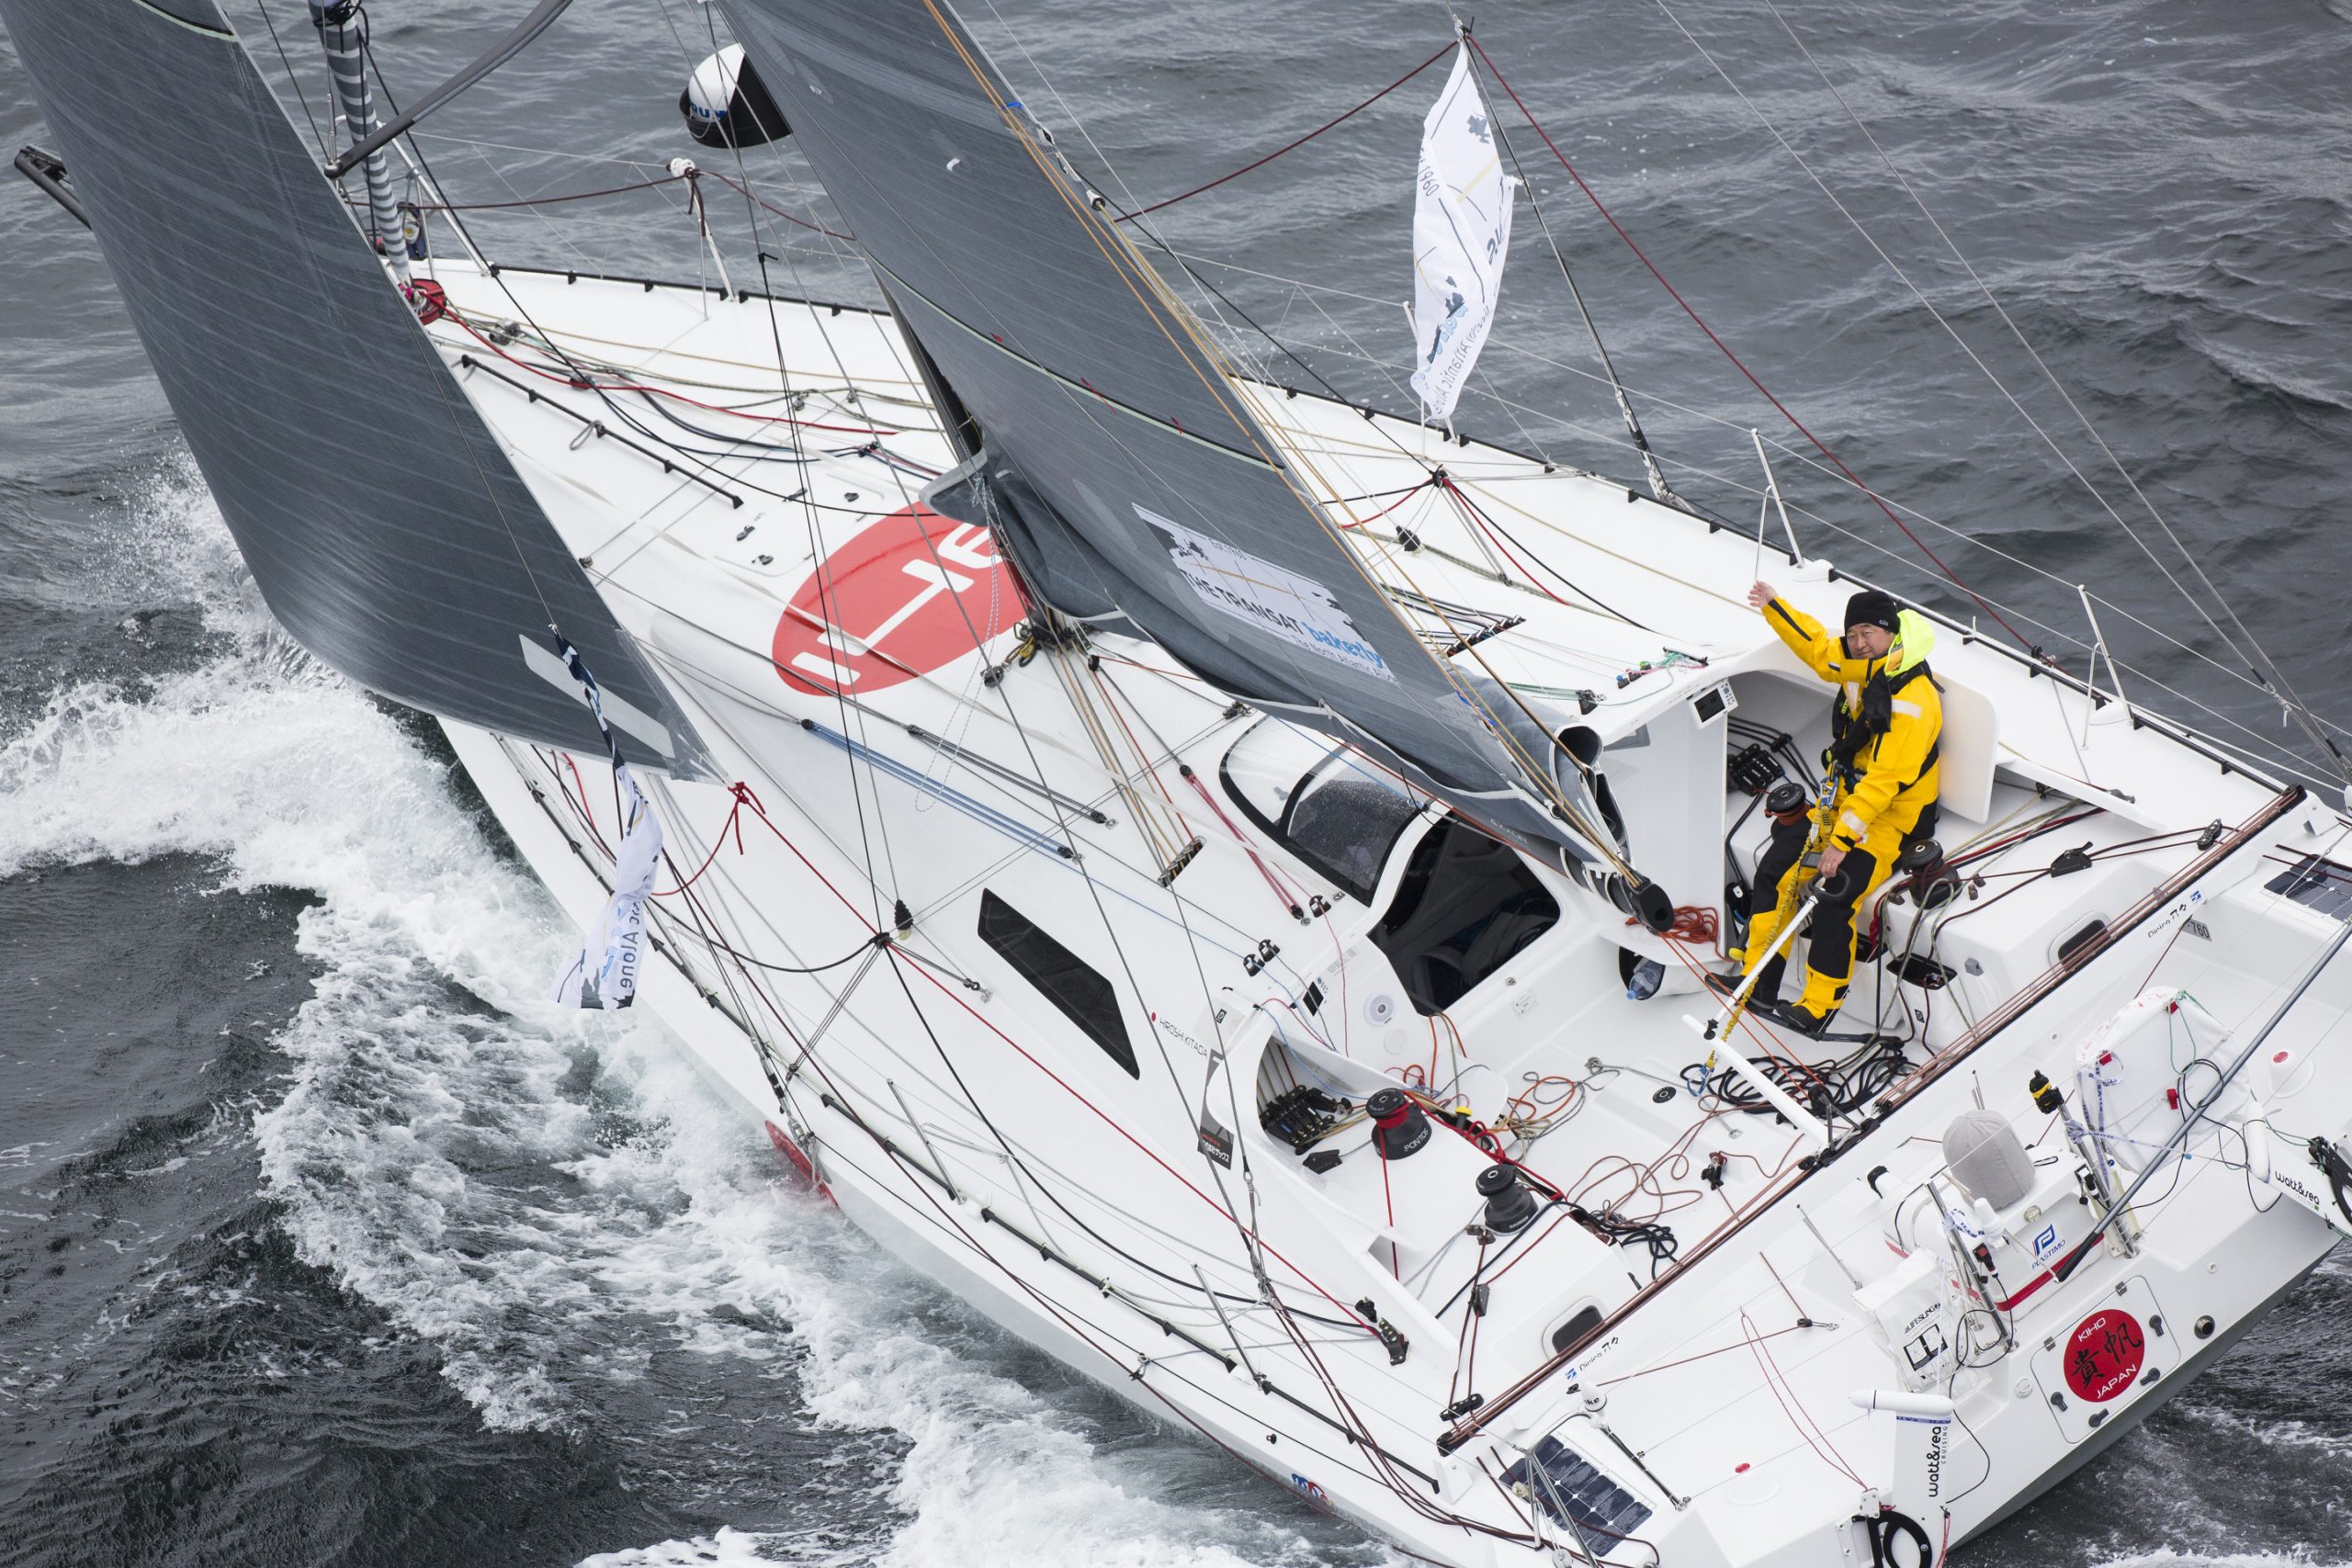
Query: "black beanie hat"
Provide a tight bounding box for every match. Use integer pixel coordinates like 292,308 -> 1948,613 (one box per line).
1843,589 -> 1901,636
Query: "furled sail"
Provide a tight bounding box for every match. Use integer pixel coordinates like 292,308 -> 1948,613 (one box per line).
0,0 -> 710,776
720,0 -> 1664,913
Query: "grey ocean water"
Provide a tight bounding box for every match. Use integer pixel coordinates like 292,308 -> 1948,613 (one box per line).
4,1 -> 2350,1563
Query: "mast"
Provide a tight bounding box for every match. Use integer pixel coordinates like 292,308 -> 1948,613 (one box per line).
310,0 -> 413,289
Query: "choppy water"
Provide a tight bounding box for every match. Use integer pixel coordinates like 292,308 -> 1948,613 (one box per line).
3,2 -> 2348,1564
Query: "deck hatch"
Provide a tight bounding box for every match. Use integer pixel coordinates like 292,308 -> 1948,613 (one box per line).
977,890 -> 1138,1077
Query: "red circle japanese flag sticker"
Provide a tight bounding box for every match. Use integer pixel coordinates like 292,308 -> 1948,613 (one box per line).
2062,1308 -> 2147,1404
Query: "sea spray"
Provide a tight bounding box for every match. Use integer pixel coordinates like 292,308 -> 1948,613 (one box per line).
0,465 -> 1377,1567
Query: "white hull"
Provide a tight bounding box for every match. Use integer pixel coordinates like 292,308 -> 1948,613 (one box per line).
416,261 -> 2352,1568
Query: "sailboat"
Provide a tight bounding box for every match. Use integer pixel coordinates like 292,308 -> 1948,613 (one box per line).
10,2 -> 2352,1564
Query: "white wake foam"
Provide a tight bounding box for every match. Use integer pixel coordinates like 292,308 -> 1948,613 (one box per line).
1,464 -> 1374,1567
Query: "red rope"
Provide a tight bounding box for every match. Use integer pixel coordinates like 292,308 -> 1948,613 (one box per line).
1740,1308 -> 1863,1484
1462,33 -> 2029,649
1179,765 -> 1305,919
1117,42 -> 1456,221
1338,479 -> 1442,532
1593,1321 -> 1804,1388
732,787 -> 881,934
562,752 -> 597,836
1433,475 -> 1570,606
899,940 -> 1376,1326
652,782 -> 757,897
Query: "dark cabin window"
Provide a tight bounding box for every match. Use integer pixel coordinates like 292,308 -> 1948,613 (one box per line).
977,890 -> 1137,1077
1370,814 -> 1560,1014
1550,1303 -> 1607,1356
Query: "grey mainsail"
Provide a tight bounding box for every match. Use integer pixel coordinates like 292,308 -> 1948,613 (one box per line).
720,0 -> 1660,908
0,0 -> 710,775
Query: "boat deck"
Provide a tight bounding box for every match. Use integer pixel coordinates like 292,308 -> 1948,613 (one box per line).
422,259 -> 2352,1568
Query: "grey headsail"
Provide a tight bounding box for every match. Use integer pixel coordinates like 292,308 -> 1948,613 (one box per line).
720,0 -> 1660,909
0,0 -> 710,776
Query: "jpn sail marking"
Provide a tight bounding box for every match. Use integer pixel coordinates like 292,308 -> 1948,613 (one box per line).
1136,505 -> 1395,683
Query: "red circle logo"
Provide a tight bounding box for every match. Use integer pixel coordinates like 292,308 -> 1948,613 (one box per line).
772,505 -> 1022,696
2062,1308 -> 2146,1403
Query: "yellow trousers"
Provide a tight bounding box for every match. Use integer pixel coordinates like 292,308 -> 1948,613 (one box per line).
1746,812 -> 1905,1019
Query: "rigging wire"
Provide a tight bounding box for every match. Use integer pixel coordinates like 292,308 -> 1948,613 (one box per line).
1747,0 -> 2346,784
1457,30 -> 2027,648
336,12 -> 2352,1541
941,18 -> 1645,879
1112,40 -> 1454,220
249,0 -> 332,164
370,22 -> 2352,784
631,829 -> 1364,1516
1140,241 -> 2344,748
704,36 -> 1488,1494
411,170 -> 690,210
678,0 -> 1396,1363
1464,30 -> 1681,509
284,9 -> 1520,1525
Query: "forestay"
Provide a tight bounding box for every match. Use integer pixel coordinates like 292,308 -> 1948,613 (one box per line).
0,0 -> 711,775
720,0 -> 1658,902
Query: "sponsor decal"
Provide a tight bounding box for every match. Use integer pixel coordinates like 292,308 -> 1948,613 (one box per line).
2145,887 -> 2205,940
1137,505 -> 1396,683
1288,1472 -> 1331,1512
1915,1416 -> 1949,1502
1196,1106 -> 1235,1169
2271,1168 -> 2329,1214
1557,1332 -> 1623,1385
1154,1012 -> 1212,1059
2033,1223 -> 2062,1262
2062,1307 -> 2146,1404
771,505 -> 1019,695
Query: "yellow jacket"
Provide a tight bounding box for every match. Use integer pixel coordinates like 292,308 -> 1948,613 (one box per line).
1762,597 -> 1943,851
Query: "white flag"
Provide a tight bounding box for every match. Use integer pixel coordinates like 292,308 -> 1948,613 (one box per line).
549,637 -> 664,1010
552,761 -> 662,1010
1408,46 -> 1516,422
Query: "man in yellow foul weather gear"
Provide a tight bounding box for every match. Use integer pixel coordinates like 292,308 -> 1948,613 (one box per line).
1739,581 -> 1942,1032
